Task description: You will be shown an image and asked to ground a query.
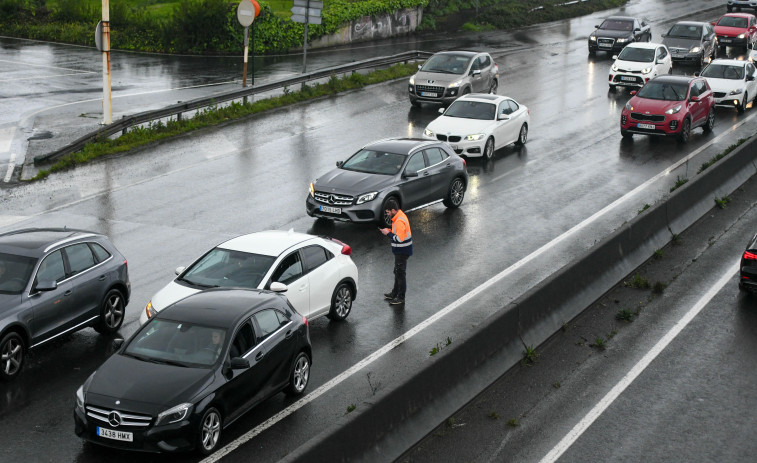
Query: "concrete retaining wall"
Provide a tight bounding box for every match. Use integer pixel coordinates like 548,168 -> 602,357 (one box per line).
284,137 -> 757,462
306,7 -> 423,50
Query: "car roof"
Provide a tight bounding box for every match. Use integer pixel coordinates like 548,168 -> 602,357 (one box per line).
708,58 -> 749,67
604,16 -> 637,21
623,42 -> 662,50
648,75 -> 696,85
0,228 -> 102,258
456,94 -> 513,104
157,288 -> 285,328
433,50 -> 479,57
722,13 -> 755,19
363,137 -> 439,155
673,21 -> 706,27
219,230 -> 318,257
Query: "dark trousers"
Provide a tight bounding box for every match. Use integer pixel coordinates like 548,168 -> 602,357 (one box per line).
392,254 -> 409,299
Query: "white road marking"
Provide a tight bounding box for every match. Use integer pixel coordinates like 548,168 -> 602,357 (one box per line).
0,126 -> 15,152
3,152 -> 16,182
539,261 -> 739,463
0,71 -> 97,83
0,58 -> 94,73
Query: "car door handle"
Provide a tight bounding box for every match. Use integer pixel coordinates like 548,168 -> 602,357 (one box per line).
255,351 -> 265,360
98,275 -> 106,281
285,330 -> 294,339
423,172 -> 429,176
64,290 -> 72,296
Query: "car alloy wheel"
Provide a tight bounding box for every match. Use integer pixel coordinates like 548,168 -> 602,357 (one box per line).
739,93 -> 748,114
516,124 -> 528,146
328,283 -> 352,321
0,332 -> 24,381
198,407 -> 222,455
483,137 -> 494,160
489,80 -> 498,94
285,352 -> 311,396
443,177 -> 465,208
678,118 -> 691,143
94,289 -> 125,335
704,108 -> 715,133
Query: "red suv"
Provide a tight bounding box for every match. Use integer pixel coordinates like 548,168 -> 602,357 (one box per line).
712,13 -> 757,51
620,75 -> 715,143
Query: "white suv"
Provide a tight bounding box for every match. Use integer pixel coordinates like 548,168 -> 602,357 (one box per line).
609,42 -> 672,90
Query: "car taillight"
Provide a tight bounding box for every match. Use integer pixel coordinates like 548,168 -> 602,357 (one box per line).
124,259 -> 128,267
341,244 -> 352,255
744,251 -> 757,260
303,316 -> 308,327
462,158 -> 467,167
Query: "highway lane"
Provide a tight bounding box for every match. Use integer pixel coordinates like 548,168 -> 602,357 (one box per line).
0,0 -> 752,461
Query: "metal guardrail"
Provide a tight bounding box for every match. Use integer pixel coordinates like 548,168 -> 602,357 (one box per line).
34,49 -> 433,165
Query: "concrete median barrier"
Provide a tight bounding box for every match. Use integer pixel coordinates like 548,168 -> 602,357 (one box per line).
284,137 -> 757,463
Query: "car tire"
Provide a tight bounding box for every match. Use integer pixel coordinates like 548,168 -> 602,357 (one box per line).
621,129 -> 633,139
197,407 -> 222,456
284,352 -> 311,396
515,124 -> 528,146
703,108 -> 715,133
677,118 -> 691,143
482,137 -> 494,160
588,48 -> 596,56
462,87 -> 471,96
410,99 -> 421,108
442,177 -> 466,208
609,84 -> 617,91
0,332 -> 25,381
489,80 -> 498,95
94,289 -> 125,335
379,196 -> 399,228
327,282 -> 353,321
739,93 -> 748,114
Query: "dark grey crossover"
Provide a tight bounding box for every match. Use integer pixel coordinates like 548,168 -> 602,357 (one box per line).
0,228 -> 130,381
728,0 -> 757,13
588,16 -> 652,54
74,288 -> 312,455
408,51 -> 499,107
306,138 -> 469,227
739,233 -> 757,292
662,21 -> 718,66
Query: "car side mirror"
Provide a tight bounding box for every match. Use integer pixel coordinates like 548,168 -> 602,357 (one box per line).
438,107 -> 445,114
634,28 -> 641,32
690,95 -> 701,102
595,25 -> 599,29
471,69 -> 481,76
694,71 -> 700,77
612,55 -> 618,60
270,282 -> 288,292
175,266 -> 185,275
498,114 -> 510,121
711,21 -> 717,26
661,33 -> 667,38
34,280 -> 57,292
336,160 -> 344,167
748,74 -> 756,81
417,64 -> 422,70
112,338 -> 124,350
656,59 -> 664,64
630,90 -> 637,96
230,357 -> 249,369
403,170 -> 419,178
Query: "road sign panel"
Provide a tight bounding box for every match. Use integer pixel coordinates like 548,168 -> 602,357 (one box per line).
290,6 -> 322,16
291,14 -> 322,24
293,0 -> 323,8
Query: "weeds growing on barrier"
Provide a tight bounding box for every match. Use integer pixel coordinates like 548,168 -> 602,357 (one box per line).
654,249 -> 664,260
522,345 -> 539,365
670,175 -> 688,192
652,281 -> 667,294
616,309 -> 634,322
637,204 -> 650,215
715,196 -> 731,209
590,337 -> 606,350
624,273 -> 650,289
346,404 -> 356,413
507,418 -> 520,427
697,137 -> 750,173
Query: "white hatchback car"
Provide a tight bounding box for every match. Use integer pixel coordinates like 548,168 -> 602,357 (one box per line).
609,42 -> 672,90
140,230 -> 358,325
422,94 -> 530,160
700,58 -> 757,113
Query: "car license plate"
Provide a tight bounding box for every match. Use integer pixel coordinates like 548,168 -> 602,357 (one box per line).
97,427 -> 133,442
621,76 -> 636,82
320,205 -> 341,214
637,123 -> 655,130
420,92 -> 438,97
721,38 -> 731,43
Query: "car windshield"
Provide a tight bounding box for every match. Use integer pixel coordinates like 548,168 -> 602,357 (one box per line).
179,248 -> 275,289
701,64 -> 745,79
0,252 -> 36,294
636,81 -> 689,101
125,319 -> 227,368
443,100 -> 496,120
600,19 -> 633,31
666,24 -> 702,39
341,149 -> 407,175
420,54 -> 472,75
617,47 -> 655,62
717,16 -> 748,28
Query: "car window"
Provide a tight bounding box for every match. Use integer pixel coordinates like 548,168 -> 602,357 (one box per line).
508,100 -> 520,113
253,309 -> 288,342
748,63 -> 756,76
445,100 -> 496,120
35,250 -> 66,285
271,252 -> 303,285
341,149 -> 406,176
657,47 -> 667,59
0,252 -> 36,294
419,54 -> 472,75
65,243 -> 96,275
405,152 -> 426,173
637,81 -> 688,101
479,55 -> 490,68
689,82 -> 699,98
600,19 -> 633,31
301,245 -> 330,272
618,46 -> 655,62
89,242 -> 111,263
126,319 -> 229,368
181,248 -> 275,290
667,24 -> 703,39
719,16 -> 748,28
230,322 -> 254,358
701,63 -> 745,80
424,148 -> 445,166
470,57 -> 481,71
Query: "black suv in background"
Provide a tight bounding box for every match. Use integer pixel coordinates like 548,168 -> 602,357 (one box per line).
728,1 -> 757,13
739,233 -> 757,292
588,16 -> 652,55
0,228 -> 130,381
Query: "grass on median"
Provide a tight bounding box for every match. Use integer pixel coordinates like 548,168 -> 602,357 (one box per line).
28,62 -> 419,181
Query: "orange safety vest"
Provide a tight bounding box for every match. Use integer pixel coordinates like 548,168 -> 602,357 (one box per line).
391,210 -> 413,255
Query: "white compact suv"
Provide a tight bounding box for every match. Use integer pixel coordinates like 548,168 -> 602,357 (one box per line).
609,42 -> 672,90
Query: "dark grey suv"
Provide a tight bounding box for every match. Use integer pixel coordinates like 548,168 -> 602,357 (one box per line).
306,138 -> 469,227
0,228 -> 130,381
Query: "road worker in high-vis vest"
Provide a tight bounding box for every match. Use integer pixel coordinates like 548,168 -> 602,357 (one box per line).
379,205 -> 412,305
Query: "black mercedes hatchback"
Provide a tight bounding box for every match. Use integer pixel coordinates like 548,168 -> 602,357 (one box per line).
74,288 -> 312,455
739,233 -> 757,292
0,228 -> 130,381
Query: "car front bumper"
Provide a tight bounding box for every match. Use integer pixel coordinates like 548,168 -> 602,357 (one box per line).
717,35 -> 749,47
306,195 -> 380,223
609,72 -> 652,88
409,84 -> 462,105
713,92 -> 744,109
620,111 -> 685,136
421,134 -> 485,157
74,407 -> 195,453
589,38 -> 630,53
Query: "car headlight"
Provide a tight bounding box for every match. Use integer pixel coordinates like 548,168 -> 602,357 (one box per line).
145,301 -> 157,319
690,46 -> 701,53
616,38 -> 628,43
589,35 -> 597,41
641,66 -> 653,74
448,80 -> 462,88
309,182 -> 315,198
738,34 -> 746,39
611,63 -> 618,72
464,134 -> 485,141
409,75 -> 415,85
730,88 -> 744,95
665,105 -> 682,114
76,385 -> 86,414
625,102 -> 633,111
156,403 -> 193,426
423,128 -> 434,137
356,192 -> 378,204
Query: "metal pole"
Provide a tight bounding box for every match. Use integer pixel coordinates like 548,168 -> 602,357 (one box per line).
302,0 -> 309,74
101,0 -> 112,124
251,21 -> 255,86
242,26 -> 249,87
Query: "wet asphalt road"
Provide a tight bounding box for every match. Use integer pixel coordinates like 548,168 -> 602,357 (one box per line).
1,0 -> 755,461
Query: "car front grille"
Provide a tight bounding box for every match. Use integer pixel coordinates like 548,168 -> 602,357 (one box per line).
630,113 -> 665,122
314,191 -> 354,206
435,135 -> 462,142
597,38 -> 615,49
414,84 -> 445,97
714,92 -> 727,98
86,405 -> 152,428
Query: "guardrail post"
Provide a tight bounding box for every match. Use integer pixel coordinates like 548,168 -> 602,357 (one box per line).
177,112 -> 182,121
121,115 -> 127,135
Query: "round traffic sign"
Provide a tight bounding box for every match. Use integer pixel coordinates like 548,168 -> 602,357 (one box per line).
237,0 -> 259,27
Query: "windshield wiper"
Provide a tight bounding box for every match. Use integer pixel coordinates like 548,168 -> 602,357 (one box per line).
154,359 -> 189,368
178,278 -> 218,289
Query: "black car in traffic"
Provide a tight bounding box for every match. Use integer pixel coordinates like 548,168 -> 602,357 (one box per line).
74,288 -> 312,455
739,233 -> 757,292
588,16 -> 652,54
0,228 -> 130,381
